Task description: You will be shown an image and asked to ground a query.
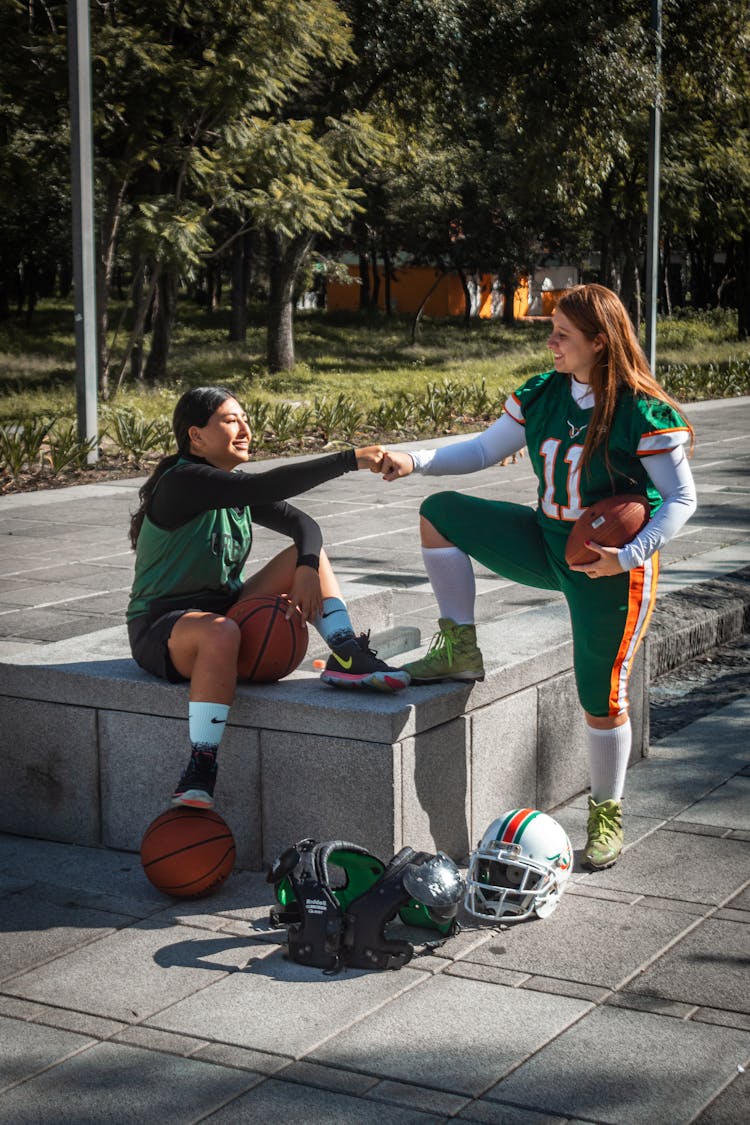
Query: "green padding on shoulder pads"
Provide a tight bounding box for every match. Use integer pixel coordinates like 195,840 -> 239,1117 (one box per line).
275,875 -> 295,907
399,900 -> 454,935
327,848 -> 385,910
273,848 -> 384,911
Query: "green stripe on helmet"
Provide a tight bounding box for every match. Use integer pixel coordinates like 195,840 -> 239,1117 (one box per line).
494,809 -> 517,841
514,809 -> 541,841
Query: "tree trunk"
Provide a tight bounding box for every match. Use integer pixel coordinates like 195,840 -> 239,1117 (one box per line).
229,232 -> 247,342
456,266 -> 471,324
410,267 -> 447,344
620,217 -> 642,329
688,236 -> 714,308
662,234 -> 672,316
58,259 -> 73,298
24,260 -> 38,326
243,231 -> 257,302
736,230 -> 750,340
143,270 -> 177,382
369,246 -> 380,311
206,261 -> 220,313
383,242 -> 392,316
501,278 -> 515,325
97,175 -> 130,400
266,230 -> 314,373
358,251 -> 370,310
112,261 -> 161,396
130,264 -> 145,382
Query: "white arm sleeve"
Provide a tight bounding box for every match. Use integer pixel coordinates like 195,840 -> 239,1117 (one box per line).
617,447 -> 697,570
409,412 -> 527,474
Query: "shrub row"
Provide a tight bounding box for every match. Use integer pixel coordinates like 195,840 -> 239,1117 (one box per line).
2,360 -> 749,486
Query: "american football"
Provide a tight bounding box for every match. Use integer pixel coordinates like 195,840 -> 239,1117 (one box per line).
565,494 -> 650,566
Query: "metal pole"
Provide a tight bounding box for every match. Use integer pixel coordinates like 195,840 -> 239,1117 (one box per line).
644,0 -> 663,373
67,0 -> 98,463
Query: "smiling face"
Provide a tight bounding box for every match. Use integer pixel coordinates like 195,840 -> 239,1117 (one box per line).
187,397 -> 251,470
547,310 -> 604,384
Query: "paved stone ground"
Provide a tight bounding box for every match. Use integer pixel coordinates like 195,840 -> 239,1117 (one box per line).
0,695 -> 747,1123
0,396 -> 749,1122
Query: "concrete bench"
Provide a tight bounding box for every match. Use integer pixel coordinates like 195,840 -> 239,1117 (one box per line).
1,569 -> 748,871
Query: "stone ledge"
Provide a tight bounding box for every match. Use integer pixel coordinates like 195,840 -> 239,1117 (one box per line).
646,566 -> 750,679
0,569 -> 746,870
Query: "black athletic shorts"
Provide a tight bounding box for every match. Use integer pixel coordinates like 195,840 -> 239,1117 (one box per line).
128,591 -> 238,684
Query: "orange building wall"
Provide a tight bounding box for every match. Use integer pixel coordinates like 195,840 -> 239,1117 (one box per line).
326,265 -> 494,318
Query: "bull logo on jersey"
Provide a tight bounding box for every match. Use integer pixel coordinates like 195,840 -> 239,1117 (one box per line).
567,420 -> 587,440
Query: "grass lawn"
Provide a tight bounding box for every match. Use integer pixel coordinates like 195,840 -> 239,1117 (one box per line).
1,300 -> 748,427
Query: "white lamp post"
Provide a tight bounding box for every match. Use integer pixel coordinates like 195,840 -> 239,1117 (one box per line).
67,0 -> 98,462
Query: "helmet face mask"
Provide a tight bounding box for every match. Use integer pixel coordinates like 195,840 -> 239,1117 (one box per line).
402,851 -> 464,912
465,810 -> 572,922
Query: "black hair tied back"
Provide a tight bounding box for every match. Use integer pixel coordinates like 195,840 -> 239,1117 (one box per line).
129,386 -> 235,549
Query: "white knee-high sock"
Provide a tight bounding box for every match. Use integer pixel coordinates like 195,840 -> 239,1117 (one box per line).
189,702 -> 230,752
587,720 -> 632,803
422,546 -> 476,625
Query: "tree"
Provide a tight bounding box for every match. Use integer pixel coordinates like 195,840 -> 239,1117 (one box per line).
0,1 -> 71,321
88,0 -> 368,390
660,0 -> 750,333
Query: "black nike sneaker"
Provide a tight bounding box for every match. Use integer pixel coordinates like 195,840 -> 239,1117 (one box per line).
320,632 -> 410,693
171,747 -> 218,808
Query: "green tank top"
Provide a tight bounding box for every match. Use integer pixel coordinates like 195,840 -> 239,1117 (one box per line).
127,461 -> 253,621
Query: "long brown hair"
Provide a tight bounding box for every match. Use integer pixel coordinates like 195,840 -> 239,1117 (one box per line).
556,284 -> 694,470
129,386 -> 235,549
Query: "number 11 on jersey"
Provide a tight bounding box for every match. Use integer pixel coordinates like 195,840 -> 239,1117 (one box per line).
539,439 -> 585,521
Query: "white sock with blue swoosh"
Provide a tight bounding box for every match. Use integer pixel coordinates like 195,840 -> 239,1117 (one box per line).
314,596 -> 356,648
189,702 -> 230,751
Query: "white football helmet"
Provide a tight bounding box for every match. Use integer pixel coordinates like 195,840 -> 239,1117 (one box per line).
465,808 -> 573,922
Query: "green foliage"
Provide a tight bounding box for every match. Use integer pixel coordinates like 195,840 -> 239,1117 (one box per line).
416,381 -> 463,431
366,393 -> 416,435
0,415 -> 57,476
0,293 -> 748,494
314,393 -> 355,442
102,408 -> 174,459
266,402 -> 297,444
659,358 -> 750,401
2,0 -> 748,381
44,424 -> 98,477
245,399 -> 271,446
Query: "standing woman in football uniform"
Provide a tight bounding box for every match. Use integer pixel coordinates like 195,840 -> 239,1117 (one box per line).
128,386 -> 409,811
380,284 -> 697,869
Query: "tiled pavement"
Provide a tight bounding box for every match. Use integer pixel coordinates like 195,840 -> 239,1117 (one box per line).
0,697 -> 747,1123
0,397 -> 749,1122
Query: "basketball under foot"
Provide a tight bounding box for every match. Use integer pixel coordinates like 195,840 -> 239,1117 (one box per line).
320,633 -> 411,693
171,747 -> 218,809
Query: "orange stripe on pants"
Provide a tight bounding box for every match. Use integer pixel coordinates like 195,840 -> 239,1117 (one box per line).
608,553 -> 659,716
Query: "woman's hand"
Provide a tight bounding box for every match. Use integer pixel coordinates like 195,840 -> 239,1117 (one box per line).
381,451 -> 415,481
568,541 -> 625,579
285,565 -> 322,624
355,445 -> 387,471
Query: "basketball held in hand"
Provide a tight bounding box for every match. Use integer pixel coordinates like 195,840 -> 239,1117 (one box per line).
227,594 -> 308,682
565,494 -> 650,567
140,808 -> 236,898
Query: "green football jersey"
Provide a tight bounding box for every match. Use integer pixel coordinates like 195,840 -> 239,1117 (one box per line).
505,370 -> 690,537
127,460 -> 253,621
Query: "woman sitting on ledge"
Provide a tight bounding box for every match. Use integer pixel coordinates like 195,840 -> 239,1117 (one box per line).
127,386 -> 409,811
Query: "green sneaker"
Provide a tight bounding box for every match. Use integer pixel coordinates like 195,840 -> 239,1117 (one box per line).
583,797 -> 623,870
401,618 -> 485,684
